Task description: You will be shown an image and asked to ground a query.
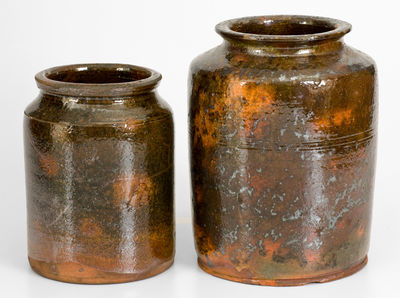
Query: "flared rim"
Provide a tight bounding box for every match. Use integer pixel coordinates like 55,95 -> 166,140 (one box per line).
216,15 -> 351,44
35,63 -> 162,97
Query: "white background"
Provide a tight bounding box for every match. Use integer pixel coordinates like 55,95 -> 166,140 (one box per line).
0,0 -> 399,297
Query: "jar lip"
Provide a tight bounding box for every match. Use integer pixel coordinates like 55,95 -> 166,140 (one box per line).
35,63 -> 162,97
215,15 -> 351,44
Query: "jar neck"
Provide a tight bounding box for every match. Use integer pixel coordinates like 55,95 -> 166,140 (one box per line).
35,63 -> 161,99
216,15 -> 351,57
222,38 -> 345,57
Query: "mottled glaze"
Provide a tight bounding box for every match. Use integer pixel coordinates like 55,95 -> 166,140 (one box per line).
24,64 -> 174,284
189,16 -> 377,286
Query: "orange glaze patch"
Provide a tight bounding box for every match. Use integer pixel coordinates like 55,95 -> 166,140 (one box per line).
302,230 -> 322,263
39,154 -> 60,177
313,118 -> 330,130
202,242 -> 255,277
313,108 -> 353,131
336,221 -> 344,229
233,250 -> 252,272
80,218 -> 102,238
304,249 -> 320,263
227,77 -> 275,139
230,53 -> 248,65
113,174 -> 153,208
227,77 -> 275,119
262,239 -> 285,258
357,225 -> 364,238
332,109 -> 353,126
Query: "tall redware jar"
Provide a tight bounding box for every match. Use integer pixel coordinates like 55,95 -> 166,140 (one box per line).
24,64 -> 174,284
189,16 -> 377,286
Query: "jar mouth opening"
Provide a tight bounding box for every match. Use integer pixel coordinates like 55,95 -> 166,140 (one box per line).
35,64 -> 161,97
216,15 -> 351,43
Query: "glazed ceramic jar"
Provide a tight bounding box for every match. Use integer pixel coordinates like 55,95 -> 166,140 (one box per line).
189,16 -> 377,285
24,64 -> 174,284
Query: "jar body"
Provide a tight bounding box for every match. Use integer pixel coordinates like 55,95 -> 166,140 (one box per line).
189,40 -> 377,285
24,91 -> 174,283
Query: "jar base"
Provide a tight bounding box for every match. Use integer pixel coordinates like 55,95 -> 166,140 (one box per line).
197,255 -> 367,286
28,257 -> 174,284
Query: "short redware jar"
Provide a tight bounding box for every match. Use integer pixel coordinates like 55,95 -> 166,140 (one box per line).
24,64 -> 174,284
189,16 -> 377,286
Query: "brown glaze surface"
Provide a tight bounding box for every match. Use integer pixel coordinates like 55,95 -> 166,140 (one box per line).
189,16 -> 377,285
24,64 -> 174,284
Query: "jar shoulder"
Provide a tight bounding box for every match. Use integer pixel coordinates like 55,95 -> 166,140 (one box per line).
24,93 -> 173,126
189,44 -> 376,83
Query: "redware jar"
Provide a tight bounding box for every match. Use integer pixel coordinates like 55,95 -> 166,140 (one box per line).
189,15 -> 378,285
24,64 -> 174,284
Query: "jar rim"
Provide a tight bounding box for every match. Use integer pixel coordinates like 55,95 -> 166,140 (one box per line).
35,63 -> 162,97
215,15 -> 351,44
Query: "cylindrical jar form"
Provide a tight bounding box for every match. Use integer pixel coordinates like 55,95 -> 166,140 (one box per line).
189,16 -> 377,286
24,64 -> 174,284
